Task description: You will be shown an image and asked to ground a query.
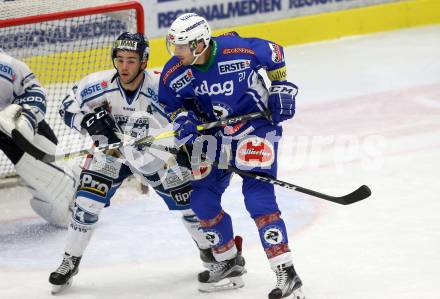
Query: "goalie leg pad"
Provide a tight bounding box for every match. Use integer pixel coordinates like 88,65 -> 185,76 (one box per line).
15,153 -> 78,227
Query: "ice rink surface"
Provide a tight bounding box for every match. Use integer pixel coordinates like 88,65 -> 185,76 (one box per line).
1,24 -> 440,299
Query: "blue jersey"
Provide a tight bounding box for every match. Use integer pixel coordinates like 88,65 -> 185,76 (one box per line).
159,32 -> 288,138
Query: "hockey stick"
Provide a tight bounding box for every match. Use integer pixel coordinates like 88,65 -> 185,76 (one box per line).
96,138 -> 370,205
11,110 -> 269,163
11,111 -> 371,204
141,141 -> 371,204
152,110 -> 270,141
220,165 -> 371,205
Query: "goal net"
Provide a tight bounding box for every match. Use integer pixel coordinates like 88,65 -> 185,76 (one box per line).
0,0 -> 144,178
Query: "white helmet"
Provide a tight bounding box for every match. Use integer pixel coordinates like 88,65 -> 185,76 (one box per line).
166,13 -> 211,65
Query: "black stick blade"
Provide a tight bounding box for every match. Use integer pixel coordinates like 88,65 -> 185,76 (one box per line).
336,185 -> 372,205
294,184 -> 371,205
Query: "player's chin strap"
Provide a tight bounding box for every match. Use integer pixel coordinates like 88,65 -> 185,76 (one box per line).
190,43 -> 210,66
188,38 -> 212,66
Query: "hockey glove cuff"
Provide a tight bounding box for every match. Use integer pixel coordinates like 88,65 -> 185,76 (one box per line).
15,104 -> 39,141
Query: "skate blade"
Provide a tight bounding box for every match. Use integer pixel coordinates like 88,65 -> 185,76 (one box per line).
291,287 -> 305,299
51,278 -> 73,295
198,275 -> 245,293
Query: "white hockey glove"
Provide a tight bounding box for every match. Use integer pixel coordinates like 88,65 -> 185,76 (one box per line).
0,104 -> 22,136
15,104 -> 40,141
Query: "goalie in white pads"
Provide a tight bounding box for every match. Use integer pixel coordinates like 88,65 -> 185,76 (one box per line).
0,51 -> 77,227
49,32 -> 215,294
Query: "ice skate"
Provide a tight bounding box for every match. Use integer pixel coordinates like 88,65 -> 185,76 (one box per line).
49,253 -> 82,295
268,263 -> 305,299
198,236 -> 246,292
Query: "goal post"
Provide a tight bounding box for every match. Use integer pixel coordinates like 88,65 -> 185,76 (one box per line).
0,0 -> 144,178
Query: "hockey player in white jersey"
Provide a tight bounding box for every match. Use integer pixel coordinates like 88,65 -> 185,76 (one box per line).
49,32 -> 215,294
0,50 -> 77,227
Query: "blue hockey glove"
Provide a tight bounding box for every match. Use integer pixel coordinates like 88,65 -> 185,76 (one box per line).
173,111 -> 201,144
268,81 -> 298,124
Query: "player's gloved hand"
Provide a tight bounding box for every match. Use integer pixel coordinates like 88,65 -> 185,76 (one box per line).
0,104 -> 22,137
80,106 -> 121,146
173,111 -> 201,144
268,81 -> 298,124
15,104 -> 39,141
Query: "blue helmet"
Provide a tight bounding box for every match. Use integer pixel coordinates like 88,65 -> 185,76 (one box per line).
112,32 -> 149,62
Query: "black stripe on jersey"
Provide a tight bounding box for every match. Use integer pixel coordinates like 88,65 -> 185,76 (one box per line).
0,73 -> 13,83
21,72 -> 35,86
24,83 -> 42,90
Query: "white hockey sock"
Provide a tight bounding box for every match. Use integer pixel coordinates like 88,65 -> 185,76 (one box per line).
65,196 -> 104,257
213,244 -> 238,262
181,209 -> 211,250
269,252 -> 293,271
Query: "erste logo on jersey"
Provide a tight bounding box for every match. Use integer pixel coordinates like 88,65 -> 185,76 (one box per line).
0,63 -> 15,82
170,69 -> 194,92
80,80 -> 108,99
268,43 -> 284,63
194,80 -> 234,97
218,59 -> 250,75
236,137 -> 275,167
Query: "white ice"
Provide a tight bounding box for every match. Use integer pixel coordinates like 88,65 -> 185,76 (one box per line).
1,24 -> 440,299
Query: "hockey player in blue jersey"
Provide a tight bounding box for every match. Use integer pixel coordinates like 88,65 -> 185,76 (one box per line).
159,13 -> 305,298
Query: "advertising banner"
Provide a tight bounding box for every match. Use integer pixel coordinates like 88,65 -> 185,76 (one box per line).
141,0 -> 398,37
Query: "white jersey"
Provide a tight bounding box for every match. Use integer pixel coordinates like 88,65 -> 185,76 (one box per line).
60,68 -> 175,175
0,52 -> 46,118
